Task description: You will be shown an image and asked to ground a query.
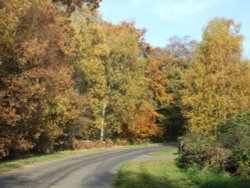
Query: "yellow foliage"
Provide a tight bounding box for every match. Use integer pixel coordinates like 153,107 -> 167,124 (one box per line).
182,18 -> 250,136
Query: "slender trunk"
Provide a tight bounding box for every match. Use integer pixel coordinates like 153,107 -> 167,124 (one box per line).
100,102 -> 106,141
100,85 -> 110,141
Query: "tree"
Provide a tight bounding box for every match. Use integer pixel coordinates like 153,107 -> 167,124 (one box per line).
52,0 -> 102,12
182,18 -> 250,136
104,22 -> 162,141
0,0 -> 84,156
146,37 -> 196,141
71,7 -> 109,141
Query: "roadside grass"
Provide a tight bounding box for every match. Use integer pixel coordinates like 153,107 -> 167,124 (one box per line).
117,148 -> 250,188
117,156 -> 197,188
149,148 -> 177,156
0,143 -> 159,174
186,168 -> 250,188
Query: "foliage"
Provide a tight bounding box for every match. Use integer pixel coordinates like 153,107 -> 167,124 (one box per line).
177,135 -> 232,172
178,111 -> 250,177
52,0 -> 102,12
103,22 -> 161,140
71,7 -> 108,140
118,148 -> 249,188
182,18 -> 250,136
0,0 -> 83,157
147,37 -> 195,141
217,111 -> 250,176
0,1 -> 163,159
0,0 -> 249,168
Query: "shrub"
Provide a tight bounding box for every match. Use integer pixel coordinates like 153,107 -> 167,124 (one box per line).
72,140 -> 93,149
72,139 -> 115,149
115,139 -> 129,146
177,135 -> 231,172
217,111 -> 250,176
178,111 -> 250,177
105,139 -> 114,147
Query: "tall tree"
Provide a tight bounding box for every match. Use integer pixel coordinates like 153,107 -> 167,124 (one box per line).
146,36 -> 195,140
182,18 -> 250,136
0,0 -> 84,156
71,7 -> 109,140
104,22 -> 162,141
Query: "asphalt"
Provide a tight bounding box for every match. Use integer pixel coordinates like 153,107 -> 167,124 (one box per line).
0,145 -> 174,188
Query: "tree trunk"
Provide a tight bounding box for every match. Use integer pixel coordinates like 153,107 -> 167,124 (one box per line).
100,102 -> 106,141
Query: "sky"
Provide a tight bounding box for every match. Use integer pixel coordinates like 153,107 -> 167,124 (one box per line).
99,0 -> 250,58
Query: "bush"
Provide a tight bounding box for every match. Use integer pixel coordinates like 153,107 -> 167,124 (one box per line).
105,139 -> 114,147
72,139 -> 115,149
177,135 -> 231,172
115,139 -> 129,146
178,111 -> 250,177
217,111 -> 250,176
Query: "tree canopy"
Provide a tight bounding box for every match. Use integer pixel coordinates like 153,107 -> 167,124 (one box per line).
0,2 -> 249,159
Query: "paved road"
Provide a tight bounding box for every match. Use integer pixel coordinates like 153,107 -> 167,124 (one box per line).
0,145 -> 174,188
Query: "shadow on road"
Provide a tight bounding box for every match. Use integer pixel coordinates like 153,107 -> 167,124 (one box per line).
0,175 -> 34,188
81,171 -> 115,188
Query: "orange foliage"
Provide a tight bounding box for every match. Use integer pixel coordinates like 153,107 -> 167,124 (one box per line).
133,106 -> 163,139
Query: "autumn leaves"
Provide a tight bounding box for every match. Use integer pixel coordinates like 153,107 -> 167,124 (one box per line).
0,1 -> 249,159
0,0 -> 160,158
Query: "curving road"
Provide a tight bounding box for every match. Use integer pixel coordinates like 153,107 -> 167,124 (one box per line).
0,145 -> 175,188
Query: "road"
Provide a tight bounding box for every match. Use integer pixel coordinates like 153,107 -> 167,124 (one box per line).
0,145 -> 174,188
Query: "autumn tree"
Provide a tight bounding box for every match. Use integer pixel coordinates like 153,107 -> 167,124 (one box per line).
182,18 -> 250,136
0,0 -> 84,157
71,6 -> 109,141
146,36 -> 196,140
104,22 -> 162,141
52,0 -> 102,12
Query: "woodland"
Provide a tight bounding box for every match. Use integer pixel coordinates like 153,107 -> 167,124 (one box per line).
0,1 -> 249,177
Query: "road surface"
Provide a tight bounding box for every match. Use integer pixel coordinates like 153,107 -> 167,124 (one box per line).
0,145 -> 174,188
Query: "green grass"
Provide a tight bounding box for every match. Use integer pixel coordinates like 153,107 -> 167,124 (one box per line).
117,157 -> 196,188
117,148 -> 250,188
0,143 -> 158,174
117,148 -> 196,188
149,148 -> 177,156
186,168 -> 250,188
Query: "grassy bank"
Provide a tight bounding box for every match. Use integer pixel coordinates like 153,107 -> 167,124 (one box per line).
117,148 -> 250,188
0,143 -> 159,174
185,168 -> 250,188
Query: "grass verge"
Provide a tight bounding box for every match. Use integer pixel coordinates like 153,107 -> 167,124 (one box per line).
117,148 -> 196,188
0,143 -> 159,174
117,148 -> 250,188
149,148 -> 177,156
186,168 -> 250,188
